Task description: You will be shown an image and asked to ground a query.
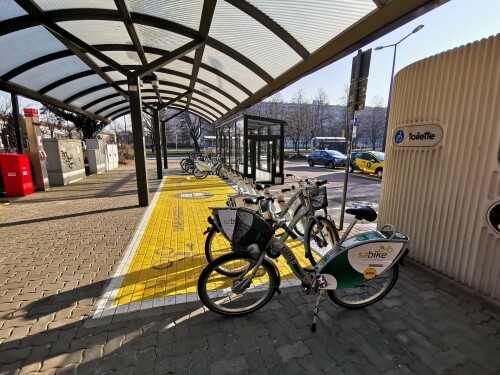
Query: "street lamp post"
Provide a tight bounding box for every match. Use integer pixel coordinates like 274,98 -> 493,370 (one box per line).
376,25 -> 424,151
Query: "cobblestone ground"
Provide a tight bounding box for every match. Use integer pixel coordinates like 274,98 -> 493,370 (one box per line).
1,161 -> 499,375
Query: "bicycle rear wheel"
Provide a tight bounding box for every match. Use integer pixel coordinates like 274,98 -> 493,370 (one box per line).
198,253 -> 279,316
327,265 -> 398,308
304,216 -> 339,266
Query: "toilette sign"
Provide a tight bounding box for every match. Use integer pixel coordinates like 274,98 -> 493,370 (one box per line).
393,124 -> 443,147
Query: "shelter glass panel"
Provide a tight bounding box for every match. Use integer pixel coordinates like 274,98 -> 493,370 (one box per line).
156,72 -> 191,88
191,94 -> 227,115
101,103 -> 129,118
135,24 -> 193,53
125,0 -> 203,31
202,46 -> 266,93
87,96 -> 125,113
57,21 -> 133,46
194,82 -> 238,109
210,1 -> 302,78
0,27 -> 66,76
196,68 -> 248,103
34,0 -> 117,11
70,87 -> 117,107
247,0 -> 376,53
0,1 -> 28,22
162,59 -> 195,76
10,56 -> 90,91
46,75 -> 107,101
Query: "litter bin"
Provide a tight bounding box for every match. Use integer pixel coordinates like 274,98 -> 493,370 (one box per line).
0,153 -> 34,197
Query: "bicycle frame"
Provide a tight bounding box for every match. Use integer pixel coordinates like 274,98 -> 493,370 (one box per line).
263,218 -> 409,291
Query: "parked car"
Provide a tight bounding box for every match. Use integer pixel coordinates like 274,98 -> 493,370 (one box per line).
349,150 -> 384,179
307,150 -> 347,169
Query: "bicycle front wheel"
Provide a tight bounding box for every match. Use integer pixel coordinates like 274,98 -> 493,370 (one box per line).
304,216 -> 339,266
327,265 -> 398,308
198,253 -> 279,316
193,168 -> 208,179
292,204 -> 327,237
205,228 -> 238,276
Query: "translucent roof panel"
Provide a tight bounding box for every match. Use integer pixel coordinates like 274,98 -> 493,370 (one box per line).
158,86 -> 186,95
105,71 -> 128,83
125,0 -> 203,31
197,68 -> 248,103
10,56 -> 90,91
56,21 -> 133,46
248,0 -> 377,53
202,46 -> 266,93
86,96 -> 126,113
101,103 -> 130,117
191,95 -> 225,117
134,24 -> 193,54
156,72 -> 191,88
210,1 -> 301,78
195,82 -> 239,110
45,75 -> 108,101
0,0 -> 28,22
34,0 -> 117,11
162,59 -> 194,76
70,87 -> 117,108
0,27 -> 66,77
90,51 -> 141,67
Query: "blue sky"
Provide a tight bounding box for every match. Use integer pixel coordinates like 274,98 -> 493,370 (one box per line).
278,0 -> 500,106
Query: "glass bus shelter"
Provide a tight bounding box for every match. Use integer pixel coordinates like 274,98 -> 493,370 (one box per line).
216,115 -> 285,184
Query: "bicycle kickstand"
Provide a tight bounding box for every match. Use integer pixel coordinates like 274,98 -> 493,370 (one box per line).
311,289 -> 325,332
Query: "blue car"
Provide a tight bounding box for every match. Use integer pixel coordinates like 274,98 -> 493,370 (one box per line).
308,150 -> 347,169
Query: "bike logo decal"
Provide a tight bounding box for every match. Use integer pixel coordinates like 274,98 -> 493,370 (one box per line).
151,245 -> 198,270
347,242 -> 404,274
173,192 -> 214,199
394,129 -> 405,144
363,268 -> 377,279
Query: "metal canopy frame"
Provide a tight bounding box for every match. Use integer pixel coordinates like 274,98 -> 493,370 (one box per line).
0,0 -> 448,124
0,0 -> 448,206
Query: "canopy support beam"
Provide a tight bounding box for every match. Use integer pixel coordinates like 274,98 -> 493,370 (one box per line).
128,75 -> 149,206
11,93 -> 24,154
153,109 -> 162,179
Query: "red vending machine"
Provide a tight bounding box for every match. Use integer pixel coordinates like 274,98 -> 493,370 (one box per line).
0,154 -> 34,197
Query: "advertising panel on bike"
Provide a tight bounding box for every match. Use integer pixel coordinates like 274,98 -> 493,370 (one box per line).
211,207 -> 238,240
317,232 -> 408,290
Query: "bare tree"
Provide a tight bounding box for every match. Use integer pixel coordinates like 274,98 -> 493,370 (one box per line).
182,112 -> 206,151
285,89 -> 311,153
312,88 -> 329,137
0,94 -> 29,151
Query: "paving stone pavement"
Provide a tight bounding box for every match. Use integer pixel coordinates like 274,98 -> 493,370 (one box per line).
1,161 -> 499,375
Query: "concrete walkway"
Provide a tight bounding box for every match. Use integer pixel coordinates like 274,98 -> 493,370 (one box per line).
0,161 -> 499,374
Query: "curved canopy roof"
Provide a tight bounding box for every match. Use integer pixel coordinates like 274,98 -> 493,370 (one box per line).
0,0 -> 446,124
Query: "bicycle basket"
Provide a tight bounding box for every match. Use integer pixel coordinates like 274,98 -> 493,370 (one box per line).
306,185 -> 328,210
231,208 -> 274,253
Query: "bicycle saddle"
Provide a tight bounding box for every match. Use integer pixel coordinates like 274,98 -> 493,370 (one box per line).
345,205 -> 377,222
255,183 -> 272,191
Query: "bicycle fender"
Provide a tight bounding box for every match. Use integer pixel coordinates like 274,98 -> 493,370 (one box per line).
396,248 -> 410,266
264,256 -> 281,291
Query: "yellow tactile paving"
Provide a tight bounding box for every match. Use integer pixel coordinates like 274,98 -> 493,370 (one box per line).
113,175 -> 314,306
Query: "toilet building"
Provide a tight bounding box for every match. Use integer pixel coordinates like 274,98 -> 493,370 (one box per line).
379,34 -> 500,301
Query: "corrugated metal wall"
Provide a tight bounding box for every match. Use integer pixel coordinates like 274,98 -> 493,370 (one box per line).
379,34 -> 500,300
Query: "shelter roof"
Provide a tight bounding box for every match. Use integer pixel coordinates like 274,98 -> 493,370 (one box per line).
0,0 -> 446,123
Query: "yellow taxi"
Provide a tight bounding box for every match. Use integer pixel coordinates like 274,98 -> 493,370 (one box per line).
349,150 -> 385,179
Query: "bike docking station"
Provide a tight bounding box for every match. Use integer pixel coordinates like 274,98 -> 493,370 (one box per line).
91,173 -> 311,321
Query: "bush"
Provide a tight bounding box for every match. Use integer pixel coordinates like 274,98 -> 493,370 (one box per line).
118,144 -> 134,164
